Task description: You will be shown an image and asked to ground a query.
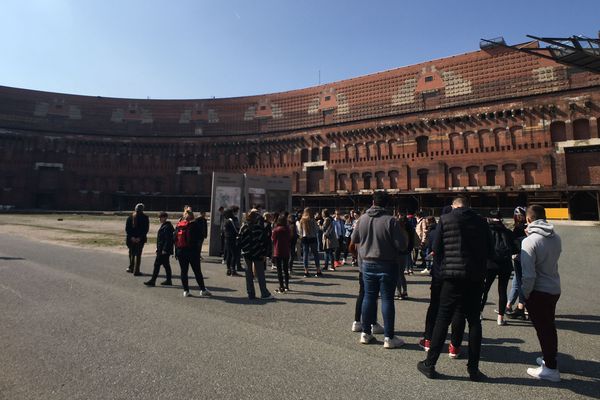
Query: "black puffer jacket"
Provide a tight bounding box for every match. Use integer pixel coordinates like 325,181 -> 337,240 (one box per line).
125,212 -> 150,246
156,221 -> 175,255
433,207 -> 491,282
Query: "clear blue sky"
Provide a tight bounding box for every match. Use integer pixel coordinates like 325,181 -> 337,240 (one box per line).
1,0 -> 598,99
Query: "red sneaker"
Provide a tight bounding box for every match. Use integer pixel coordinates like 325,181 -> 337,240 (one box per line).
448,343 -> 460,359
419,338 -> 431,351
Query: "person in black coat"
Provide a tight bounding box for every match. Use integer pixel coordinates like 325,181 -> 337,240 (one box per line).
125,203 -> 150,276
418,197 -> 492,382
480,210 -> 518,326
419,206 -> 466,355
196,211 -> 208,259
144,211 -> 174,286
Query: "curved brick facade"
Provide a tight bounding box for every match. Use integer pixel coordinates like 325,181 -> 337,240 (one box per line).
1,44 -> 599,218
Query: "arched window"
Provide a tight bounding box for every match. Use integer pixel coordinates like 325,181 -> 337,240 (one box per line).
449,167 -> 462,187
338,173 -> 348,191
311,148 -> 320,162
388,170 -> 399,189
550,121 -> 566,143
466,166 -> 479,186
416,136 -> 428,154
503,164 -> 517,187
484,165 -> 497,186
350,172 -> 360,192
300,149 -> 309,163
375,171 -> 386,189
417,168 -> 428,188
362,172 -> 372,190
573,119 -> 591,140
321,146 -> 330,162
522,162 -> 537,185
449,133 -> 463,153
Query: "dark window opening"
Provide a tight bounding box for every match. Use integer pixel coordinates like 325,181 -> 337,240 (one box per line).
425,76 -> 433,82
324,96 -> 331,101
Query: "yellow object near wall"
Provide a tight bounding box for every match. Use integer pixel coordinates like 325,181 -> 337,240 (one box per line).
546,208 -> 569,220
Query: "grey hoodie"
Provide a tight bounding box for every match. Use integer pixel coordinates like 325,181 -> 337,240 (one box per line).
351,206 -> 407,264
521,219 -> 561,298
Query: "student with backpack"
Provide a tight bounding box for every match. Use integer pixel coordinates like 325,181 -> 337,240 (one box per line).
480,210 -> 518,326
175,209 -> 211,298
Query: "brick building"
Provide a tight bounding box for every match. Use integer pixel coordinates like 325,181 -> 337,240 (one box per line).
1,41 -> 599,219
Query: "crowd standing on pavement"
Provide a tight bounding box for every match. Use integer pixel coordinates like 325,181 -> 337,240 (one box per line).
124,194 -> 562,383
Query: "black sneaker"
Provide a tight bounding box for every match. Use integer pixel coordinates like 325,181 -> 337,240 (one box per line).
231,271 -> 241,277
160,280 -> 172,286
226,270 -> 232,276
417,361 -> 437,379
468,369 -> 487,382
143,280 -> 155,287
125,268 -> 133,273
315,272 -> 324,277
507,308 -> 526,320
303,273 -> 310,278
133,272 -> 142,277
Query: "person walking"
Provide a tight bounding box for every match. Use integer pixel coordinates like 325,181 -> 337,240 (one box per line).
296,208 -> 323,277
419,206 -> 465,357
351,191 -> 408,349
521,205 -> 562,382
480,210 -> 518,326
417,196 -> 491,381
272,215 -> 292,293
321,209 -> 339,272
144,211 -> 174,287
125,203 -> 150,276
238,210 -> 274,300
174,209 -> 211,298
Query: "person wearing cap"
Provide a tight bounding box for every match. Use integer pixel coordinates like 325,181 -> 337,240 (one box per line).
125,203 -> 150,276
144,211 -> 174,287
480,210 -> 518,326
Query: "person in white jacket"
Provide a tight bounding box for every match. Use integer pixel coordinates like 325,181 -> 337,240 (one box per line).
520,205 -> 562,383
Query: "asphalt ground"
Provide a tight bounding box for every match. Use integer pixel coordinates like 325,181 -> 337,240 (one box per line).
0,225 -> 599,400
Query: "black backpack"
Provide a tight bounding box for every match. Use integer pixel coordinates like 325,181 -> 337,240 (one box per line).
490,226 -> 514,262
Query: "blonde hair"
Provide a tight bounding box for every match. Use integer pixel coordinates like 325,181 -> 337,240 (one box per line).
300,207 -> 314,235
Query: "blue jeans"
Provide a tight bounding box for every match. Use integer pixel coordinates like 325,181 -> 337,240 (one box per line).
508,259 -> 525,305
361,261 -> 399,338
324,249 -> 334,269
301,237 -> 320,272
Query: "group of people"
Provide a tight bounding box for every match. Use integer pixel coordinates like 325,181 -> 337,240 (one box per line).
124,194 -> 563,383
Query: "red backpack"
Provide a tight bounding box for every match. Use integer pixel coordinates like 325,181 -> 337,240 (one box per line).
175,220 -> 193,249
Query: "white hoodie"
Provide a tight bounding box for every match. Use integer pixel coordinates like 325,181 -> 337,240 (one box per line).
521,219 -> 561,298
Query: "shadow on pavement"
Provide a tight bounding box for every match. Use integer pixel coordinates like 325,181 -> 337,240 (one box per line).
0,256 -> 25,261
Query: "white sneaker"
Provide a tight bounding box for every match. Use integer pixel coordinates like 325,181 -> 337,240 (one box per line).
351,321 -> 362,332
183,290 -> 190,297
420,268 -> 430,274
527,364 -> 560,382
372,322 -> 384,334
536,357 -> 544,366
360,332 -> 374,344
497,316 -> 507,326
383,336 -> 405,349
199,290 -> 212,297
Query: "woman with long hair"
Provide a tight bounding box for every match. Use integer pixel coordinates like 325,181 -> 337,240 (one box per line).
174,209 -> 211,297
238,210 -> 273,300
296,208 -> 322,278
125,203 -> 150,276
272,215 -> 292,293
321,209 -> 339,271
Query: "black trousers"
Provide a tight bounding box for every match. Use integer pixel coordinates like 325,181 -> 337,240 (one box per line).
224,238 -> 239,273
149,253 -> 172,282
481,267 -> 512,316
424,278 -> 465,344
177,249 -> 206,292
426,278 -> 484,371
274,256 -> 290,289
128,243 -> 144,274
334,236 -> 345,261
